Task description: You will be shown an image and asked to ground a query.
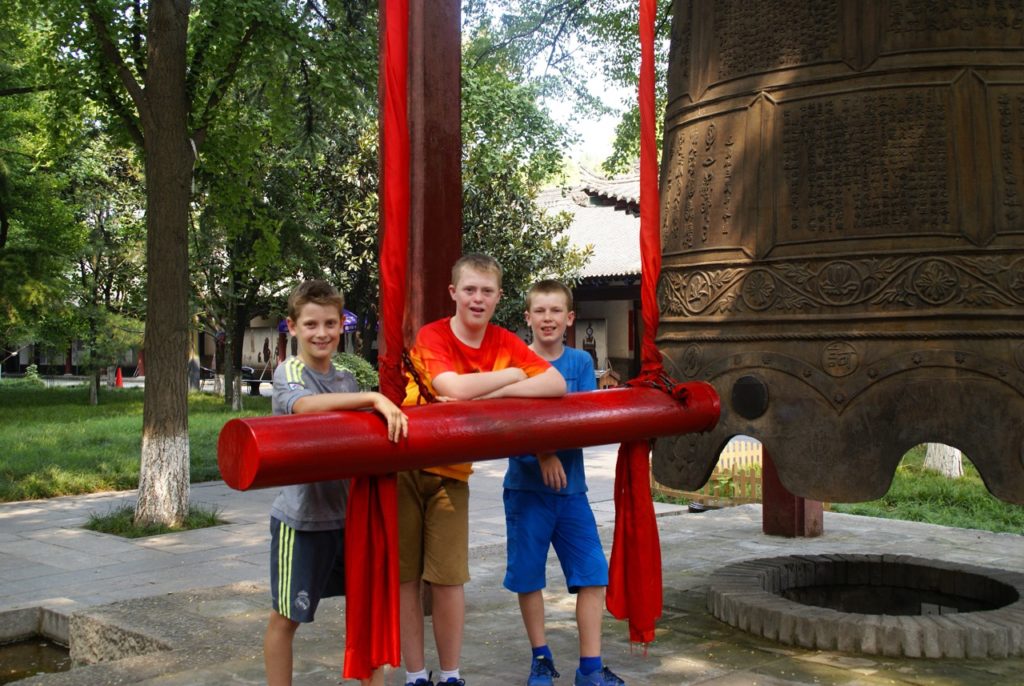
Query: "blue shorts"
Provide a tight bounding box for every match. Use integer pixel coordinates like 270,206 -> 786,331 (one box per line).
503,490 -> 609,594
269,517 -> 345,623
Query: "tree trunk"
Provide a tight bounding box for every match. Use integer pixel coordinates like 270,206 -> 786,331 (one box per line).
134,0 -> 192,528
923,443 -> 963,479
231,303 -> 248,411
232,374 -> 243,411
223,347 -> 236,407
222,330 -> 243,411
90,370 -> 100,406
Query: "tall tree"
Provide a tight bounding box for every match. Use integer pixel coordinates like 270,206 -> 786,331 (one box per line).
188,0 -> 377,406
37,0 -> 263,525
297,112 -> 382,359
67,133 -> 146,404
0,5 -> 81,355
462,33 -> 590,326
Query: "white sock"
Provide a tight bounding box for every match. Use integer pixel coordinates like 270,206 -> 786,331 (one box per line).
405,668 -> 429,683
438,668 -> 461,682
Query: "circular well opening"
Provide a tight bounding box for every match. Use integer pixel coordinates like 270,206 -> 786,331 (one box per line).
707,554 -> 1024,658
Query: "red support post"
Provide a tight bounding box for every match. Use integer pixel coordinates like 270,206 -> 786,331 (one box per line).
761,449 -> 823,537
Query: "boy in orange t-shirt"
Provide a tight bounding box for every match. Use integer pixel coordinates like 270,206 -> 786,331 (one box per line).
399,254 -> 567,686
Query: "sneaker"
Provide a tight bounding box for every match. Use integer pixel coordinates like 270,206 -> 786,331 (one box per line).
573,666 -> 625,686
527,656 -> 560,686
438,679 -> 465,685
406,678 -> 433,686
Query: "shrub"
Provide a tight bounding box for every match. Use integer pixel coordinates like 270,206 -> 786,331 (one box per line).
333,352 -> 378,391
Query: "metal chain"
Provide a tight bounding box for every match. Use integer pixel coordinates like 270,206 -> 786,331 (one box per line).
402,349 -> 438,404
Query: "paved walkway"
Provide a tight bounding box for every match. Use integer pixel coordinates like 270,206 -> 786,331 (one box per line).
0,446 -> 638,616
1,446 -> 1023,684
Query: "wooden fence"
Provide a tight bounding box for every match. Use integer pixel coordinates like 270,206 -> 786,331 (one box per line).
651,438 -> 763,507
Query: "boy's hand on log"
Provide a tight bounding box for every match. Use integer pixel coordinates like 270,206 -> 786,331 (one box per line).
372,393 -> 409,442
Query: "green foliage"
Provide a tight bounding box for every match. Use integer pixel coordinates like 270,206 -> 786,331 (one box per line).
464,0 -> 672,173
296,112 -> 382,353
0,8 -> 83,345
653,490 -> 688,506
333,351 -> 377,391
85,503 -> 225,538
60,133 -> 146,375
462,34 -> 591,327
10,0 -> 590,380
22,364 -> 42,384
0,386 -> 271,502
3,8 -> 145,356
0,375 -> 45,388
187,2 -> 380,402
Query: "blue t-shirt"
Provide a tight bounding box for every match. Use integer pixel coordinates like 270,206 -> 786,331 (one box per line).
503,346 -> 597,494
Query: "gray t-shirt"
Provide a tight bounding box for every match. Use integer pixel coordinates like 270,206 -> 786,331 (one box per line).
269,356 -> 359,531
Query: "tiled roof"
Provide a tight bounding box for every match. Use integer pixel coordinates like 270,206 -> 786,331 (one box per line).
578,166 -> 641,206
539,170 -> 641,278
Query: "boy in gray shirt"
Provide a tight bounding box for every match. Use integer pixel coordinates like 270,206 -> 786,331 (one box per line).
264,280 -> 407,686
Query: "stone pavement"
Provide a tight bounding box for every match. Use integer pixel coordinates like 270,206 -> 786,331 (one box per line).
2,445 -> 1023,685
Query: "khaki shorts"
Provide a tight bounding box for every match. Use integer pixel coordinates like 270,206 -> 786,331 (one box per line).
398,469 -> 470,585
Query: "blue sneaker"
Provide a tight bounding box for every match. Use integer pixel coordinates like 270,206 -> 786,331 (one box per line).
406,678 -> 433,686
527,655 -> 560,685
438,679 -> 465,685
573,666 -> 625,686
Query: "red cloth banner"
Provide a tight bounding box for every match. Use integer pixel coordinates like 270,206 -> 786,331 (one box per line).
637,0 -> 661,375
343,0 -> 408,678
606,439 -> 662,643
607,0 -> 664,646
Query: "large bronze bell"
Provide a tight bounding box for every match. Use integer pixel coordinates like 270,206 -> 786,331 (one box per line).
653,0 -> 1024,504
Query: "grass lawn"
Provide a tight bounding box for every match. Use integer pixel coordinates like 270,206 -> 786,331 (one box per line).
831,445 -> 1024,535
0,384 -> 270,502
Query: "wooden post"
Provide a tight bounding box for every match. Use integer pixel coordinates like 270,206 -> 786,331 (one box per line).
407,0 -> 462,330
379,0 -> 462,618
761,449 -> 823,537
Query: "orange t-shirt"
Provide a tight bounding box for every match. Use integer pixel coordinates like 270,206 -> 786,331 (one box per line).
404,317 -> 551,480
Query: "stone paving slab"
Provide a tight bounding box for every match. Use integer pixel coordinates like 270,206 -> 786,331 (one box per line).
3,446 -> 1024,684
8,507 -> 1024,685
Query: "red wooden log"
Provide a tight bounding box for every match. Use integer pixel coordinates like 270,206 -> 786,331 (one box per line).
218,383 -> 720,491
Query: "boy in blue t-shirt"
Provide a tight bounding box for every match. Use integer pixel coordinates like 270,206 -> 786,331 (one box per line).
503,280 -> 626,686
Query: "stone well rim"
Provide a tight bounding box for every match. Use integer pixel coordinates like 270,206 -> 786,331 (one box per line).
706,553 -> 1024,659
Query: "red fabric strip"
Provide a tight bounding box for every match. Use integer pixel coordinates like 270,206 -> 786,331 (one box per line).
638,0 -> 661,375
344,475 -> 400,677
379,0 -> 411,403
606,439 -> 663,643
607,0 -> 664,647
343,0 -> 408,678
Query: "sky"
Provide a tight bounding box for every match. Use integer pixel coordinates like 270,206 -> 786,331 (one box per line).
546,80 -> 633,171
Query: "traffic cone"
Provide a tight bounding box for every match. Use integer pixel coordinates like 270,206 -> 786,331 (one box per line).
114,367 -> 124,388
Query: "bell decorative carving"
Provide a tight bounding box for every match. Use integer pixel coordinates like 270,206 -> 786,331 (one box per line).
654,0 -> 1024,504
